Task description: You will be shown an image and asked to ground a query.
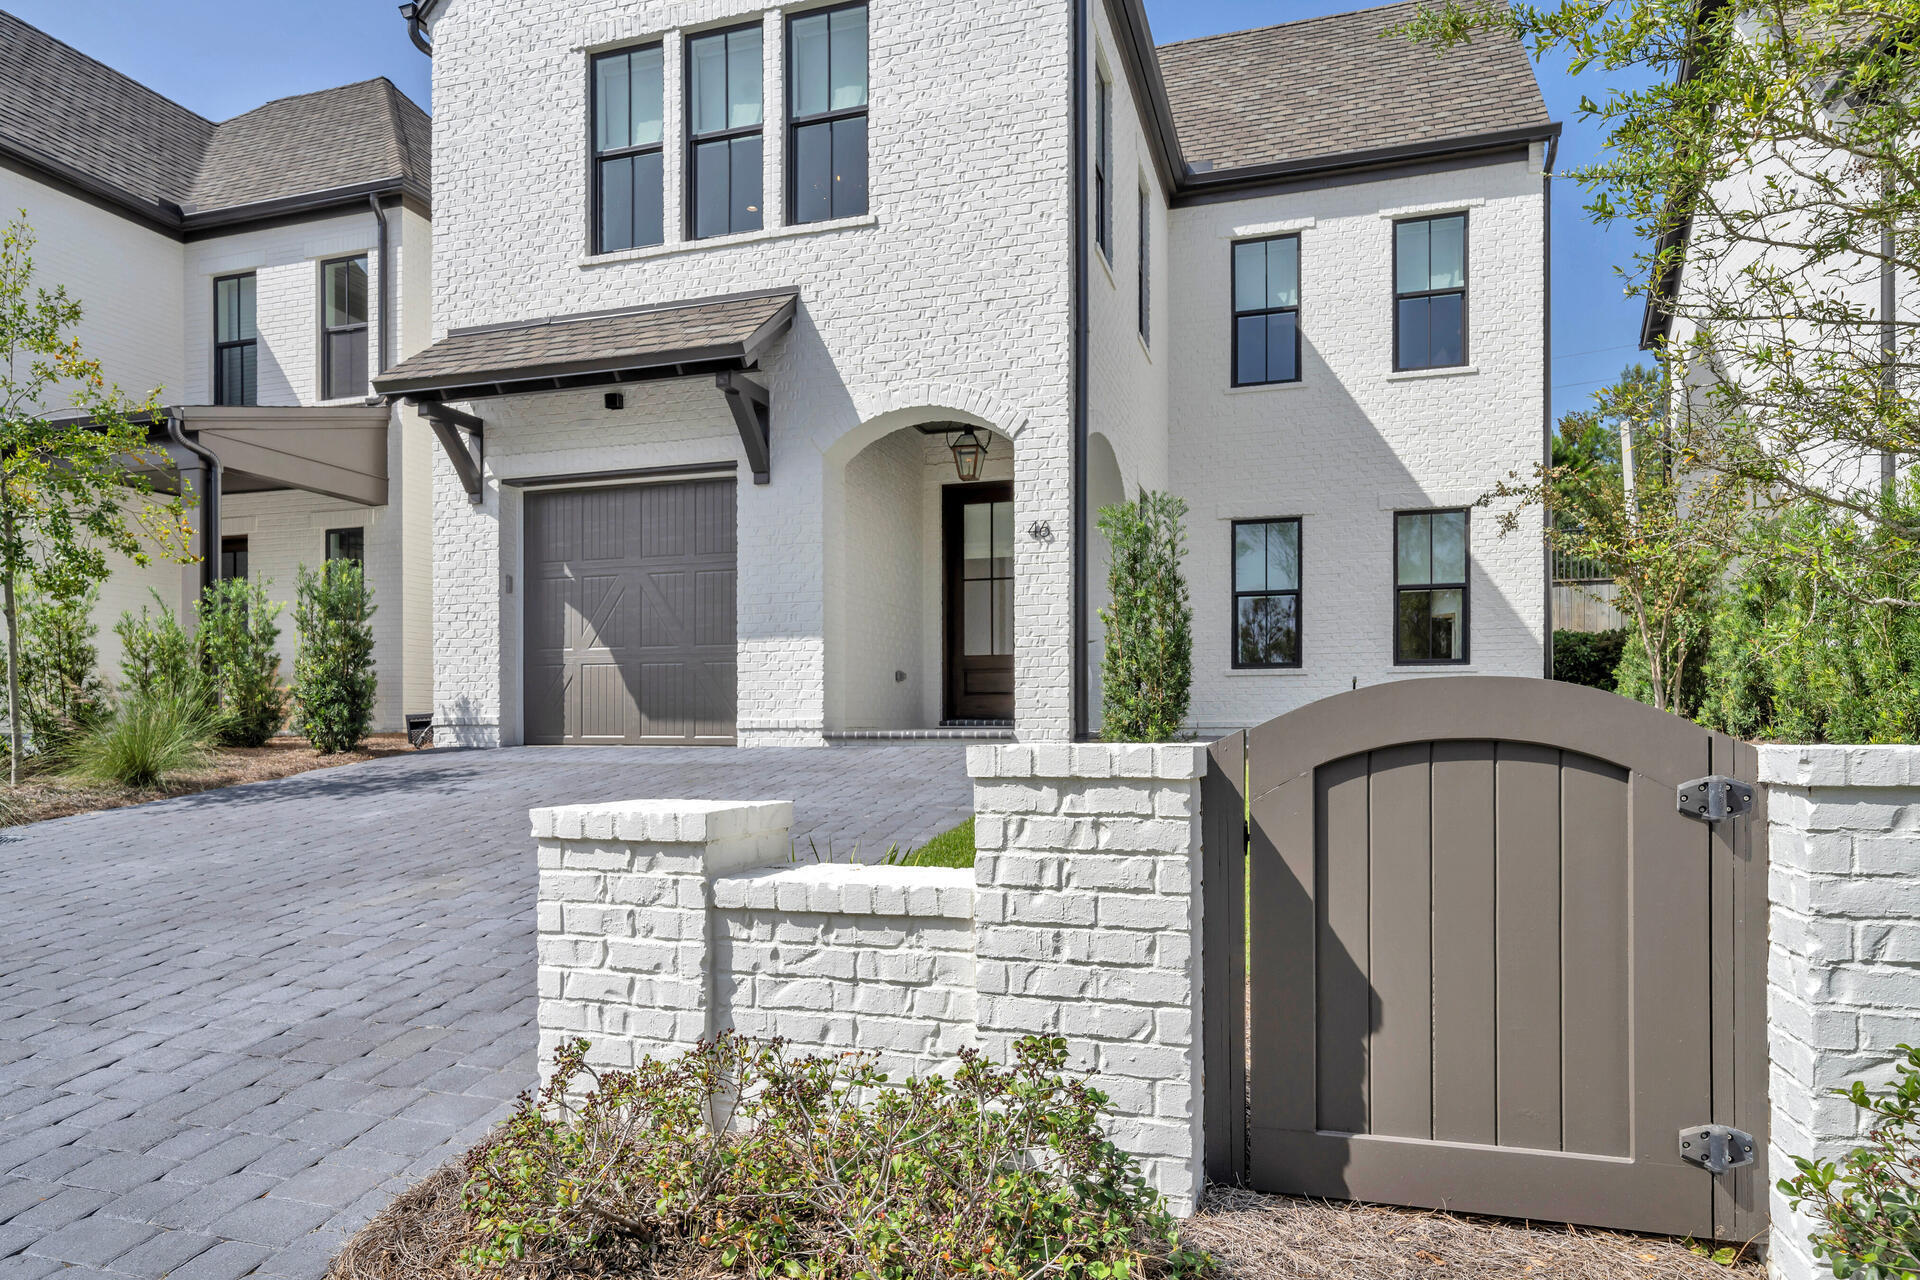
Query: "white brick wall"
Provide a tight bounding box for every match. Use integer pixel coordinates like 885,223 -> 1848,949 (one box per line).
1761,746 -> 1920,1280
531,742 -> 1208,1215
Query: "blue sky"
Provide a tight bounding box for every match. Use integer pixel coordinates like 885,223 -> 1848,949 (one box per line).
11,0 -> 1649,421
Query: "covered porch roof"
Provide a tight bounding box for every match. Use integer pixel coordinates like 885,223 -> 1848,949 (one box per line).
136,404 -> 391,508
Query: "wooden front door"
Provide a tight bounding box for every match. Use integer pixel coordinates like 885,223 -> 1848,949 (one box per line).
944,482 -> 1014,721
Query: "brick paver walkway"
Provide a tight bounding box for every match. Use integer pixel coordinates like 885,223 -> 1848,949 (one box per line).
0,744 -> 974,1279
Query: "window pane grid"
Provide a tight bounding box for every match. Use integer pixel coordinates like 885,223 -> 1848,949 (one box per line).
1232,519 -> 1302,669
593,45 -> 665,253
1231,236 -> 1300,386
1094,70 -> 1111,257
321,256 -> 369,401
788,5 -> 867,226
1394,214 -> 1467,371
690,25 -> 765,238
1394,509 -> 1469,663
213,274 -> 257,407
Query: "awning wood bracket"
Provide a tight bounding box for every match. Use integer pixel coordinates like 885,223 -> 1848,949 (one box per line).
415,400 -> 486,503
716,371 -> 771,485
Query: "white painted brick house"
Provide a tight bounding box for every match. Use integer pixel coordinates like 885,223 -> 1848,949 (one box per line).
0,15 -> 435,732
383,0 -> 1558,747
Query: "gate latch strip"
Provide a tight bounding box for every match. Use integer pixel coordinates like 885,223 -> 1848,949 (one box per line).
1677,775 -> 1754,823
1678,1125 -> 1756,1175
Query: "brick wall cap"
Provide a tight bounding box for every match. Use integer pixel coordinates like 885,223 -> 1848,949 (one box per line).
1759,745 -> 1920,789
967,742 -> 1207,781
530,799 -> 794,842
712,863 -> 974,918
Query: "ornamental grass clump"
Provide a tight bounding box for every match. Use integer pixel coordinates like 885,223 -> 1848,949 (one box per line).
459,1033 -> 1213,1280
61,684 -> 221,789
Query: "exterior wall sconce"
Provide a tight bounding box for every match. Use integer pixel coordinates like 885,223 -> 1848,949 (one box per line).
950,428 -> 987,482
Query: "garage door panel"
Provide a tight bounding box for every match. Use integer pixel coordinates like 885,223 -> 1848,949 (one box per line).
524,479 -> 737,746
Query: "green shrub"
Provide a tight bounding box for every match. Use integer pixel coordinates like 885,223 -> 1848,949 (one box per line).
1551,629 -> 1626,692
292,559 -> 377,754
1097,491 -> 1193,742
61,685 -> 221,788
462,1033 -> 1211,1278
1780,1044 -> 1920,1279
14,584 -> 111,756
197,576 -> 287,747
115,593 -> 198,702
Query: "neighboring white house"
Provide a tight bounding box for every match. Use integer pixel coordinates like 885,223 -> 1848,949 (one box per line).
380,0 -> 1558,747
0,13 -> 436,733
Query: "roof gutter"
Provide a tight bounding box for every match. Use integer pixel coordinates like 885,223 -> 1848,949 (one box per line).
1174,122 -> 1562,205
1102,0 -> 1186,191
1639,0 -> 1728,350
400,1 -> 435,55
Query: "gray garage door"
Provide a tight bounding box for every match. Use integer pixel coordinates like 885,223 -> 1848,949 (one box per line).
524,479 -> 736,745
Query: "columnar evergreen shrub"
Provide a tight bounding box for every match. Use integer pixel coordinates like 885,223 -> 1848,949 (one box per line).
1097,491 -> 1193,742
1551,628 -> 1626,692
115,594 -> 197,702
292,560 -> 376,754
14,584 -> 110,755
198,576 -> 288,747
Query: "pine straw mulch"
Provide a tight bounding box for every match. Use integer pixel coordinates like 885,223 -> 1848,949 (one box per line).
1,733 -> 416,828
1183,1186 -> 1764,1279
326,1160 -> 1764,1280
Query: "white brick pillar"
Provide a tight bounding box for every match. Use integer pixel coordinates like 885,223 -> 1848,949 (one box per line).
968,743 -> 1207,1215
1761,746 -> 1920,1280
532,799 -> 793,1074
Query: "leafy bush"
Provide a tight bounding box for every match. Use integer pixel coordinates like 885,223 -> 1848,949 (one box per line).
292,560 -> 377,754
61,685 -> 221,788
462,1033 -> 1212,1279
115,593 -> 198,702
14,584 -> 111,756
198,576 -> 287,747
1780,1044 -> 1920,1279
1097,491 -> 1193,743
1551,629 -> 1626,693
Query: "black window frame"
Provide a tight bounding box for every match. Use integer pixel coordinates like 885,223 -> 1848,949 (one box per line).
212,272 -> 257,407
1137,183 -> 1150,344
325,526 -> 365,566
1392,212 -> 1470,372
685,21 -> 765,241
1230,234 -> 1302,388
589,41 -> 667,255
1093,66 -> 1112,261
219,535 -> 249,582
1392,507 -> 1471,666
785,2 -> 869,226
1230,517 -> 1304,670
319,255 -> 370,401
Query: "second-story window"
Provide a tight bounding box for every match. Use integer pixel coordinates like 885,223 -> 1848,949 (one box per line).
321,256 -> 369,400
1094,67 -> 1111,259
788,3 -> 867,224
1137,184 -> 1150,343
1232,235 -> 1299,386
688,24 -> 763,239
1394,213 -> 1467,370
213,273 -> 257,406
593,44 -> 665,253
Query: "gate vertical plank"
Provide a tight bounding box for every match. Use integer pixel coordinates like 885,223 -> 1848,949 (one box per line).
1316,754 -> 1373,1136
1561,756 -> 1632,1156
1368,744 -> 1434,1140
1203,732 -> 1248,1184
1496,743 -> 1563,1151
1253,771 -> 1318,1139
1710,733 -> 1770,1243
1431,742 -> 1497,1145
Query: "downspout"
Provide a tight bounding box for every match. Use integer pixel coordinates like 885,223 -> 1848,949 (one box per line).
400,3 -> 433,57
1069,0 -> 1090,742
1541,132 -> 1557,680
369,194 -> 391,376
165,414 -> 222,598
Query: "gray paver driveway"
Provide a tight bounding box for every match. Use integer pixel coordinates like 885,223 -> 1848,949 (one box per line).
0,744 -> 974,1279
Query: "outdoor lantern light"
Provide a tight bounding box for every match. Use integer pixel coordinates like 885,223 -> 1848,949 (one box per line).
950,428 -> 987,482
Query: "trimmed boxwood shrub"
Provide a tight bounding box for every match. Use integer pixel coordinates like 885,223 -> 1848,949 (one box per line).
1551,628 -> 1627,693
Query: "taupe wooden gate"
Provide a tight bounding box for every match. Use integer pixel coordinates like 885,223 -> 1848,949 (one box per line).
1202,678 -> 1767,1243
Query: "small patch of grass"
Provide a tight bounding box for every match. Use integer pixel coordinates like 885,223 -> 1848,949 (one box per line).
899,817 -> 975,868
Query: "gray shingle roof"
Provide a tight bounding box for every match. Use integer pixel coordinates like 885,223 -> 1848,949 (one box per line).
375,291 -> 800,400
1156,0 -> 1551,175
0,10 -> 430,222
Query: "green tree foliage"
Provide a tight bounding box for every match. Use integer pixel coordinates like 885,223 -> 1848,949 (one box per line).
197,576 -> 287,747
1096,491 -> 1193,742
1551,628 -> 1627,691
115,594 -> 198,702
0,213 -> 189,782
292,559 -> 376,754
1780,1044 -> 1920,1279
14,583 -> 109,756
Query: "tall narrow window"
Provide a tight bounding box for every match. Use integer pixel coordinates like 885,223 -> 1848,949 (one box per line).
1093,67 -> 1111,259
1232,235 -> 1300,386
325,527 -> 365,565
593,44 -> 665,253
321,256 -> 369,400
1233,518 -> 1301,668
1394,509 -> 1469,664
1394,213 -> 1467,370
220,536 -> 249,582
213,273 -> 257,406
688,23 -> 763,239
1137,185 -> 1150,343
788,4 -> 867,224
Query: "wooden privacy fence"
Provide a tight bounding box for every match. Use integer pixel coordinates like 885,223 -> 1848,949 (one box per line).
1202,677 -> 1769,1243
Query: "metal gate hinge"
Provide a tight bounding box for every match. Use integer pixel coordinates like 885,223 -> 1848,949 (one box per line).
1678,1125 -> 1756,1175
1676,776 -> 1754,823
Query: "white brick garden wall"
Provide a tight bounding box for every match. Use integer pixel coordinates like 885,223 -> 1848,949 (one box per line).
532,743 -> 1208,1214
1762,746 -> 1920,1280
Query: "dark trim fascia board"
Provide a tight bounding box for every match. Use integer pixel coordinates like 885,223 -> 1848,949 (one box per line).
380,353 -> 755,403
1174,141 -> 1544,209
0,140 -> 185,238
1638,0 -> 1726,350
444,287 -> 798,340
180,178 -> 421,235
1101,0 -> 1185,192
503,460 -> 737,488
1172,122 -> 1563,206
